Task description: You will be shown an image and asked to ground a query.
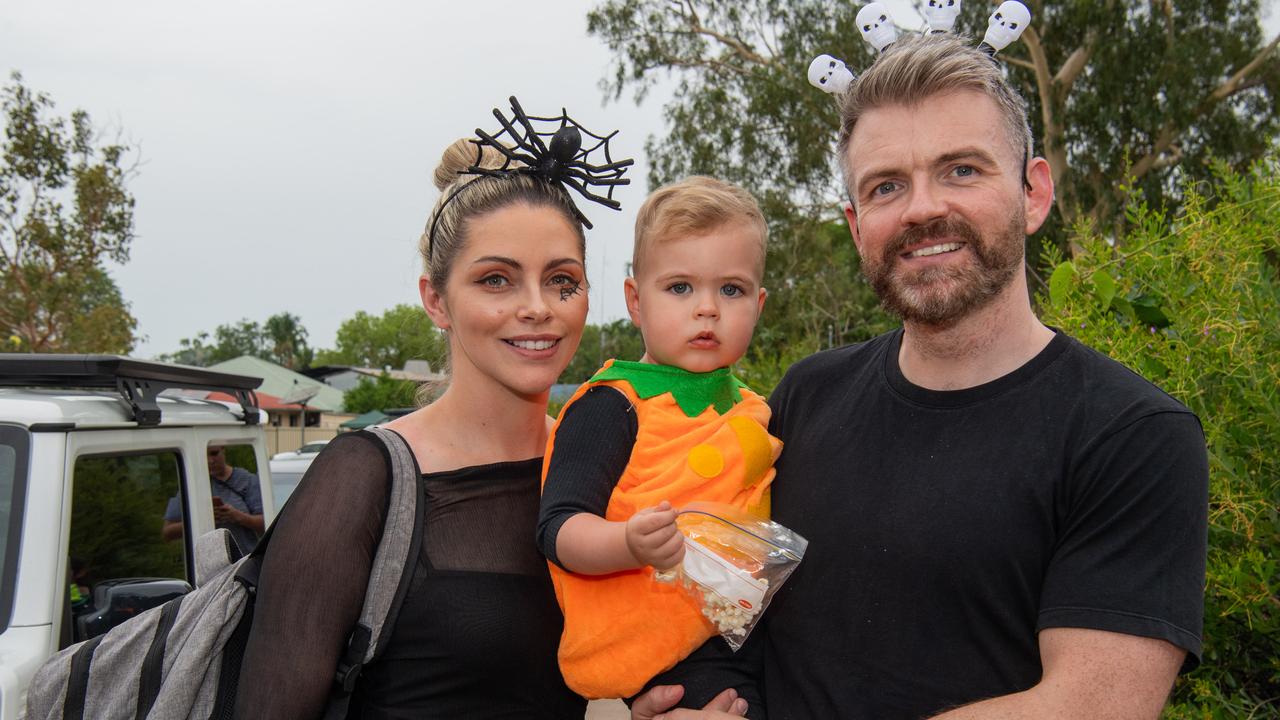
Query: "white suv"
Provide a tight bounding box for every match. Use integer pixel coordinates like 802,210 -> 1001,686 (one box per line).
0,355 -> 277,718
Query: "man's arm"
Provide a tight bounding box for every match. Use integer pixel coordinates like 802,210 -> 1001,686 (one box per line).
214,502 -> 264,534
161,520 -> 184,542
931,627 -> 1184,720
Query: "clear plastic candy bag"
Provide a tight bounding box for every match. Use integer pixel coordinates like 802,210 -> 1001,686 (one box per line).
655,501 -> 808,650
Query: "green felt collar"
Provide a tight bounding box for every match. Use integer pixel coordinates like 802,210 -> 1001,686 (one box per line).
590,360 -> 749,418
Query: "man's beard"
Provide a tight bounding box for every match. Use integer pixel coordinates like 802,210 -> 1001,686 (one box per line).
861,212 -> 1025,327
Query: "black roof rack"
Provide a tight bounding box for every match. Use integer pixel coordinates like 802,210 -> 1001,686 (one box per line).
0,354 -> 262,427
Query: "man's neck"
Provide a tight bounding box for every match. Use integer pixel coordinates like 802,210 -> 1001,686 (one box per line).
898,280 -> 1054,391
213,466 -> 233,483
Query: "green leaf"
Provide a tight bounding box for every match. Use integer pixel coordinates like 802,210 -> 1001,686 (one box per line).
1091,271 -> 1116,310
1138,356 -> 1169,379
1049,261 -> 1076,307
1110,296 -> 1136,323
1130,294 -> 1172,328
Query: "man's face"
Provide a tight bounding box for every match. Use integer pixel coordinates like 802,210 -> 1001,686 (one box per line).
207,445 -> 228,478
844,90 -> 1037,326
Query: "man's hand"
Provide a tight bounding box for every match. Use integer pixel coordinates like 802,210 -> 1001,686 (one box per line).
631,685 -> 748,720
212,498 -> 241,526
626,501 -> 685,570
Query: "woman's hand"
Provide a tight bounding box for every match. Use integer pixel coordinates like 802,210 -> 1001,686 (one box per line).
630,685 -> 748,720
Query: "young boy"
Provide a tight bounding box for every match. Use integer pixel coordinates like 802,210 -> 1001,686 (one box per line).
537,176 -> 782,699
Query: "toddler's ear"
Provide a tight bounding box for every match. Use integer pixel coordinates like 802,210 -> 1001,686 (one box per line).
624,277 -> 643,329
757,286 -> 768,315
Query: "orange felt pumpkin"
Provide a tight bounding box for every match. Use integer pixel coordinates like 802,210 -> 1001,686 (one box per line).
541,362 -> 782,698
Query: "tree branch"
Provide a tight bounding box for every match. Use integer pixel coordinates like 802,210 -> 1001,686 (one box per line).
1003,55 -> 1036,72
1053,35 -> 1094,100
1022,27 -> 1072,221
1128,32 -> 1279,184
670,0 -> 773,67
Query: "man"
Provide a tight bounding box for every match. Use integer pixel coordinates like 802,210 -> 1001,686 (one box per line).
641,33 -> 1208,720
162,444 -> 265,554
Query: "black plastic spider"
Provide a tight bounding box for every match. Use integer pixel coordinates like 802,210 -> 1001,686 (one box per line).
462,96 -> 634,229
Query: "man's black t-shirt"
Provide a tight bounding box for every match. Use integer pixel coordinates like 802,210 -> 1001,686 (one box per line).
662,329 -> 1208,719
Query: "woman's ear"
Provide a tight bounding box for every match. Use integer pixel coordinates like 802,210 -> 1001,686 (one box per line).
420,274 -> 451,330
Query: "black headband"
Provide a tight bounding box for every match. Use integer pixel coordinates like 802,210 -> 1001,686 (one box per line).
427,96 -> 634,260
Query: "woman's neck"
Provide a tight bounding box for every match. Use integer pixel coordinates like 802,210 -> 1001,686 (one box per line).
389,370 -> 552,474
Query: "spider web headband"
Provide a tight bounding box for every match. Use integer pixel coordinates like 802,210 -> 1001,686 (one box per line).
427,96 -> 634,259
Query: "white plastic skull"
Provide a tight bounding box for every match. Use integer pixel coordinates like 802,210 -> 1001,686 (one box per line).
807,54 -> 855,94
856,3 -> 898,52
983,1 -> 1031,51
924,0 -> 961,33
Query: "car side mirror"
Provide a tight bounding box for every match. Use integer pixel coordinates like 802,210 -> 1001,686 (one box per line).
74,577 -> 192,642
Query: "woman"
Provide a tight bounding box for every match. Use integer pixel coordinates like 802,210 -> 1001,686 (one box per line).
235,125 -> 747,718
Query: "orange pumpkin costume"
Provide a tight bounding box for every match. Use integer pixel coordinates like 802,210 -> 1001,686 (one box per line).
541,360 -> 782,699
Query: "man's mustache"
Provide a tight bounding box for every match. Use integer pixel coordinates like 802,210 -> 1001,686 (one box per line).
884,218 -> 982,262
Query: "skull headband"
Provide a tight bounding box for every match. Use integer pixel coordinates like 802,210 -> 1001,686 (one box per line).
427,96 -> 634,259
807,1 -> 1033,98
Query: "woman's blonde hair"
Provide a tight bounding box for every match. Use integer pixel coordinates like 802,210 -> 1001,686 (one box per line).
632,175 -> 768,279
413,138 -> 587,404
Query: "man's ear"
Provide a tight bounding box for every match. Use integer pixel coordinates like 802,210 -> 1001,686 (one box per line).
843,201 -> 864,255
419,274 -> 450,330
623,276 -> 643,329
1023,156 -> 1055,235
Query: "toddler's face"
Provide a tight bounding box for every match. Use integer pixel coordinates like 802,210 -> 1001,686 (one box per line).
625,222 -> 766,373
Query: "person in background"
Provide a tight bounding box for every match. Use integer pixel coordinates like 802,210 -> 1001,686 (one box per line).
162,444 -> 264,554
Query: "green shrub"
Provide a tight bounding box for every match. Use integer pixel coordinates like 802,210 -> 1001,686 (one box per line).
1037,157 -> 1280,717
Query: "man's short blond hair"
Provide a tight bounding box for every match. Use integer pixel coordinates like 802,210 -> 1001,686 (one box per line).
632,176 -> 768,279
836,33 -> 1033,197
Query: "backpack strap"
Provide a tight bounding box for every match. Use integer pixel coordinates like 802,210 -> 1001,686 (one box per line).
324,426 -> 425,718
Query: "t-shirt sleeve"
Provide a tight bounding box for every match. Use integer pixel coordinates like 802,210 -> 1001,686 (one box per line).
163,495 -> 181,523
536,386 -> 638,569
1038,410 -> 1209,670
639,631 -> 766,719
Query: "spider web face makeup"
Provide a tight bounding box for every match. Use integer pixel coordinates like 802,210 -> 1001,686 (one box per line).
428,97 -> 634,260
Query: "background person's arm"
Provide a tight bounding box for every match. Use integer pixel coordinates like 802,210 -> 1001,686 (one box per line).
930,627 -> 1184,719
161,520 -> 183,542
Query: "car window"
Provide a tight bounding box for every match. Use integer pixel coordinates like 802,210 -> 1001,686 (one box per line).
0,425 -> 29,633
205,442 -> 265,555
70,451 -> 187,587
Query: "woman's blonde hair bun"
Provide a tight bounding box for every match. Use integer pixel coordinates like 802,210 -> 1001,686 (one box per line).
432,138 -> 513,191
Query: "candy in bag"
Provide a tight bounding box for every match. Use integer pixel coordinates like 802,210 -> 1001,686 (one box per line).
656,501 -> 808,650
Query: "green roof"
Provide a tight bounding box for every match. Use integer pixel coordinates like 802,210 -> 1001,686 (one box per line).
209,356 -> 346,412
340,410 -> 391,430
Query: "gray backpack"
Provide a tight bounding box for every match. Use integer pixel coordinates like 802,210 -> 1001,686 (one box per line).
25,427 -> 423,720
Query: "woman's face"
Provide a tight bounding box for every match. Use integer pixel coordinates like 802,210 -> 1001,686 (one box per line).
423,203 -> 588,400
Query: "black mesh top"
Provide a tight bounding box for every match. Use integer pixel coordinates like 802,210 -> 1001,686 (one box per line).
235,431 -> 586,719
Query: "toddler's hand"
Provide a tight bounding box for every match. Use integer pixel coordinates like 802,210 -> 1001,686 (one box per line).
626,501 -> 685,570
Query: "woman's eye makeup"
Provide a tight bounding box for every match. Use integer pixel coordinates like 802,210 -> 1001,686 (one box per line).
480,274 -> 509,288
556,277 -> 583,301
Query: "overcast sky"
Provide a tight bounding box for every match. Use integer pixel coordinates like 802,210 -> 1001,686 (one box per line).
4,1 -> 1278,359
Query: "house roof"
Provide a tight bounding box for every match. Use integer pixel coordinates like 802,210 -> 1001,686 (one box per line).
208,356 -> 345,412
206,390 -> 318,412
